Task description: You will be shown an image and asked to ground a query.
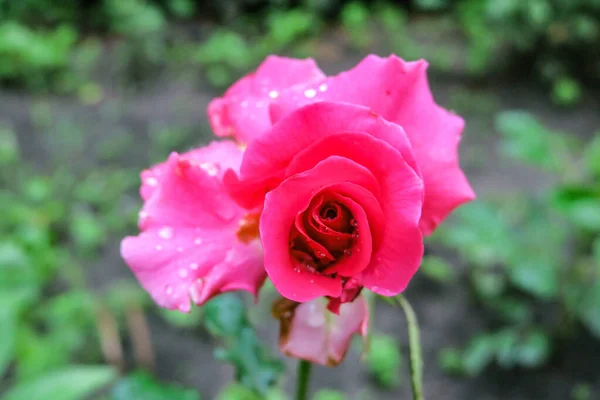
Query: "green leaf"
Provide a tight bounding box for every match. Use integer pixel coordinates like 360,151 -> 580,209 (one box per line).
420,256 -> 456,283
579,281 -> 600,338
2,365 -> 117,400
203,294 -> 248,336
0,289 -> 32,377
516,329 -> 551,367
313,389 -> 347,400
111,370 -> 200,400
364,334 -> 401,388
584,134 -> 600,177
495,111 -> 572,172
438,347 -> 464,376
396,295 -> 423,400
461,334 -> 497,376
507,259 -> 559,299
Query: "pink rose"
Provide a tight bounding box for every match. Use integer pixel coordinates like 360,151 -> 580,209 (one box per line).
120,141 -> 266,312
209,55 -> 475,235
273,295 -> 369,366
225,102 -> 424,304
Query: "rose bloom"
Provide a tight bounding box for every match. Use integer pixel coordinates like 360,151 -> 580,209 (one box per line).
211,55 -> 475,309
121,54 -> 474,365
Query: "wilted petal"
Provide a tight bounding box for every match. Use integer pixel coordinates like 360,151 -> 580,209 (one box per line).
275,296 -> 369,366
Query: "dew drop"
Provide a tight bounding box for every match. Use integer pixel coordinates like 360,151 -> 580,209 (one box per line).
319,83 -> 328,92
156,245 -> 163,251
352,232 -> 359,239
316,251 -> 326,258
189,279 -> 204,303
194,238 -> 203,245
139,210 -> 148,220
179,269 -> 188,278
165,285 -> 173,295
343,248 -> 352,256
294,267 -> 301,273
189,262 -> 199,270
158,226 -> 174,239
304,88 -> 317,98
145,177 -> 158,187
350,219 -> 358,227
200,162 -> 218,176
268,90 -> 279,99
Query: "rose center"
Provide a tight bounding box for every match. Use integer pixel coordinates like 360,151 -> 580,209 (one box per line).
289,194 -> 358,273
321,206 -> 338,220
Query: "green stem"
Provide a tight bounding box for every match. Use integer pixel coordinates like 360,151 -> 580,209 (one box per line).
295,359 -> 312,400
397,294 -> 424,400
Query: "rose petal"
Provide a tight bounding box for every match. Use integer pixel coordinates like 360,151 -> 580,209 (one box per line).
121,142 -> 266,312
270,55 -> 475,233
260,156 -> 380,302
279,295 -> 369,366
208,56 -> 325,143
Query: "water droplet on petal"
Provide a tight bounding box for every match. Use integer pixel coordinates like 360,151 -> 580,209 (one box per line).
268,90 -> 279,99
189,279 -> 204,303
319,83 -> 328,92
165,285 -> 173,295
294,267 -> 301,273
139,210 -> 148,220
343,249 -> 352,256
194,238 -> 203,245
156,245 -> 163,251
316,251 -> 325,258
304,88 -> 317,98
200,162 -> 218,176
158,226 -> 174,239
189,262 -> 199,270
145,177 -> 158,187
350,219 -> 358,227
179,268 -> 188,278
352,232 -> 359,239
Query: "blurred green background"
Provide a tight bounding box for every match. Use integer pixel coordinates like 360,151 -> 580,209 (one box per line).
0,0 -> 599,399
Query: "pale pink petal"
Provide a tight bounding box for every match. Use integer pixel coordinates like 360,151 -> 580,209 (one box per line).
121,141 -> 266,312
207,56 -> 325,143
279,296 -> 369,366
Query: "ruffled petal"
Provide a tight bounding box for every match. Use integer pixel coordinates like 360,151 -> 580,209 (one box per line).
270,55 -> 475,234
207,56 -> 325,143
121,141 -> 266,312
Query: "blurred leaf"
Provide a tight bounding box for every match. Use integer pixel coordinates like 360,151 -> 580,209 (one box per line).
552,77 -> 582,106
420,256 -> 456,283
553,186 -> 600,231
364,334 -> 401,388
583,134 -> 600,177
214,327 -> 283,394
496,111 -> 572,172
2,365 -> 117,400
507,259 -> 559,299
203,294 -> 248,337
579,281 -> 600,338
0,126 -> 20,165
516,329 -> 551,367
0,289 -> 32,377
461,334 -> 496,376
111,370 -> 200,400
313,389 -> 347,400
438,347 -> 464,376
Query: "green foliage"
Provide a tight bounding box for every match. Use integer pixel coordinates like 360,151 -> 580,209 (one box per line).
420,256 -> 456,283
495,111 -> 573,173
436,110 -> 600,376
203,294 -> 283,394
364,334 -> 401,388
1,365 -> 117,400
0,22 -> 77,89
111,370 -> 200,400
313,389 -> 348,400
341,2 -> 372,49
